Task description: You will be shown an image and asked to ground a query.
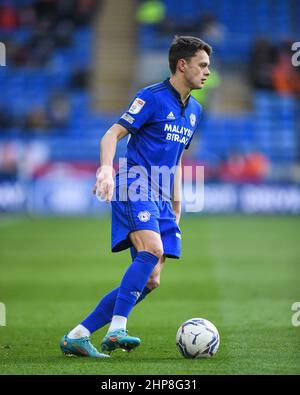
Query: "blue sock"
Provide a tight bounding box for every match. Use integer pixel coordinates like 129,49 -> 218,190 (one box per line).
135,286 -> 152,305
81,287 -> 119,333
81,285 -> 153,333
129,247 -> 153,304
113,251 -> 158,318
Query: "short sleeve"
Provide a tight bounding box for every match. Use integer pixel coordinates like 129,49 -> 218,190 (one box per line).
117,89 -> 155,134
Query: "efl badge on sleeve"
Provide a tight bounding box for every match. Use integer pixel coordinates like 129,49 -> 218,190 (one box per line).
129,98 -> 146,114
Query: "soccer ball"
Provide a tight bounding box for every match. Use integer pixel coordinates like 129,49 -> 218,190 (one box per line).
176,318 -> 220,358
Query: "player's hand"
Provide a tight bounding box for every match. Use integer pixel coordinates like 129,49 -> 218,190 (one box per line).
93,166 -> 115,202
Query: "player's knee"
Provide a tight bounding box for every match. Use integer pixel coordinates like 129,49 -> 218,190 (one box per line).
146,245 -> 164,259
147,277 -> 160,290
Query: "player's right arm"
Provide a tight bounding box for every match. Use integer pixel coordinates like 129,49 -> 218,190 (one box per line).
95,88 -> 155,201
93,123 -> 129,202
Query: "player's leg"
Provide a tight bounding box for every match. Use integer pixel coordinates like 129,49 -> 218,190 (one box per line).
65,247 -> 163,348
62,255 -> 165,357
127,229 -> 165,303
144,254 -> 165,291
62,200 -> 161,356
70,253 -> 164,338
101,229 -> 163,353
129,245 -> 153,303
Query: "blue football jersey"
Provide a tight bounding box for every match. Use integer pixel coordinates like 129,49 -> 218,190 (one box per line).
116,78 -> 202,200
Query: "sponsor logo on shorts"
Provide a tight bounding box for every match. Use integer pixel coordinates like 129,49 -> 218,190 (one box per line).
121,112 -> 135,124
128,98 -> 146,114
137,210 -> 151,222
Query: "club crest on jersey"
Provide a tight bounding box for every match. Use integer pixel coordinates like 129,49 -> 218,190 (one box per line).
137,210 -> 151,222
190,113 -> 196,127
128,98 -> 145,114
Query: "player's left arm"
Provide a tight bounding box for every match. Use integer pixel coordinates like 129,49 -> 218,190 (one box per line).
172,154 -> 183,225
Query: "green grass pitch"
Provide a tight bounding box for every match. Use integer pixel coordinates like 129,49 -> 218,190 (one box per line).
0,215 -> 299,375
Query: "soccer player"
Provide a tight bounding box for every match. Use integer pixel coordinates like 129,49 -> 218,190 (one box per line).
60,36 -> 211,358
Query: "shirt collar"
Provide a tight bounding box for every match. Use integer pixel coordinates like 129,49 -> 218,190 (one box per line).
164,78 -> 191,107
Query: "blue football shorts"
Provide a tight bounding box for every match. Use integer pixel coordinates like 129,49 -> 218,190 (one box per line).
111,199 -> 181,259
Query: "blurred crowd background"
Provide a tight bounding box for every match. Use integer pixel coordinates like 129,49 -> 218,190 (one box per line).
0,0 -> 300,215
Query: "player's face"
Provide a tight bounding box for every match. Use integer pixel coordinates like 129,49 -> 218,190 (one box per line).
183,50 -> 210,89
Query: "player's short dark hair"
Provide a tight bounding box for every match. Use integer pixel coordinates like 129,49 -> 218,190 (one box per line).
168,36 -> 212,74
